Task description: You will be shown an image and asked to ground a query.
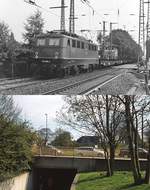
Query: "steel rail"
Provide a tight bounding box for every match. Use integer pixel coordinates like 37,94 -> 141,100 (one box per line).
42,71 -> 121,95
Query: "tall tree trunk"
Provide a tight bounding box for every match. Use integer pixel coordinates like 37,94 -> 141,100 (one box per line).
100,140 -> 112,177
104,150 -> 112,177
145,138 -> 150,184
141,110 -> 144,148
105,95 -> 113,177
124,96 -> 142,184
110,144 -> 115,176
134,113 -> 141,179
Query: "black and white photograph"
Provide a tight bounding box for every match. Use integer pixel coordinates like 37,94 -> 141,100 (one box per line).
0,0 -> 150,95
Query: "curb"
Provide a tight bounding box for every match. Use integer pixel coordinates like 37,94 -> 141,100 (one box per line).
70,174 -> 79,190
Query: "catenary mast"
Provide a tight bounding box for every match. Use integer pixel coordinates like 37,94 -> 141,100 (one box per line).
139,0 -> 145,54
69,0 -> 75,34
60,0 -> 65,31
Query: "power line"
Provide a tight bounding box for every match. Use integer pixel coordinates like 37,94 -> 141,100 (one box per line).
24,0 -> 69,24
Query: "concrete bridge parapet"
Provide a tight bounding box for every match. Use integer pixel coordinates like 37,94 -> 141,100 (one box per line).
33,156 -> 148,172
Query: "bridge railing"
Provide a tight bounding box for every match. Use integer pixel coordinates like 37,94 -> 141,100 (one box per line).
33,146 -> 107,158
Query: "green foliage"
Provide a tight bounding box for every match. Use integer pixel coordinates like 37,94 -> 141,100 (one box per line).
0,21 -> 10,52
0,119 -> 35,182
110,29 -> 142,60
0,95 -> 21,122
0,21 -> 20,61
51,129 -> 74,147
77,172 -> 150,190
0,96 -> 36,182
23,9 -> 44,47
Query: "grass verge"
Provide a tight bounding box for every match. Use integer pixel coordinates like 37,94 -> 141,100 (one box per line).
76,172 -> 150,190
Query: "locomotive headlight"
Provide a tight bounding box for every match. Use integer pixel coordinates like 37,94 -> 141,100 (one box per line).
55,51 -> 59,59
35,51 -> 39,59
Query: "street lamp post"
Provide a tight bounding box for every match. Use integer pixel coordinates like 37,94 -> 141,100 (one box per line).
45,113 -> 48,146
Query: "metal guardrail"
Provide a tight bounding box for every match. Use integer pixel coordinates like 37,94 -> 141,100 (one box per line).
33,146 -> 148,159
33,146 -> 106,158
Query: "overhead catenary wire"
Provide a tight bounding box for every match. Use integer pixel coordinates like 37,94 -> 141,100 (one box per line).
24,0 -> 69,24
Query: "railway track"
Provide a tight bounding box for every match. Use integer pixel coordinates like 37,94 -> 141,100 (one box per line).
1,68 -> 127,95
42,71 -> 123,95
0,78 -> 60,91
0,77 -> 34,86
82,74 -> 122,95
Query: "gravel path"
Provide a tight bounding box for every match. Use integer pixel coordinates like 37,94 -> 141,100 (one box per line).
95,71 -> 145,95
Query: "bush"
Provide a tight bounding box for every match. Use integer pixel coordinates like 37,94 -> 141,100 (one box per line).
0,119 -> 35,182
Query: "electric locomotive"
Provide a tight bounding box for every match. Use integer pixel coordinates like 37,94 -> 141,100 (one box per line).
33,31 -> 99,77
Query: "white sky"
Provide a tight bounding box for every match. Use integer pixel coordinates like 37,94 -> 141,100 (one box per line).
13,95 -> 82,139
0,0 -> 139,42
13,95 -> 64,129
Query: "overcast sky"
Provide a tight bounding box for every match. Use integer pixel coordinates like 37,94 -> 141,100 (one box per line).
13,95 -> 64,129
0,0 -> 139,42
13,95 -> 82,139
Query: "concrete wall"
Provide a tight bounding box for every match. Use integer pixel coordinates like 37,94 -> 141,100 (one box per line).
34,156 -> 148,173
0,172 -> 33,190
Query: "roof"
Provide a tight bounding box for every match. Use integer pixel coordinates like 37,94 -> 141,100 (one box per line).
37,30 -> 97,45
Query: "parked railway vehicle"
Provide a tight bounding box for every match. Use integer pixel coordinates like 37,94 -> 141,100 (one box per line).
33,31 -> 99,77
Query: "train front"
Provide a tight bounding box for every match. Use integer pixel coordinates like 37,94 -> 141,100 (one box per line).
33,33 -> 63,77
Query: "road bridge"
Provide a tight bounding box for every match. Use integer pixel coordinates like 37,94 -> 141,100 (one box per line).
32,156 -> 148,190
33,155 -> 147,172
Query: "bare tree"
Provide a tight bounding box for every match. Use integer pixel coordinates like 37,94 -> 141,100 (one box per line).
0,95 -> 21,122
57,95 -> 125,176
118,95 -> 150,184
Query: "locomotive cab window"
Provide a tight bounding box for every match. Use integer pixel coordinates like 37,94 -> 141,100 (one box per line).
37,38 -> 46,46
49,38 -> 60,46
